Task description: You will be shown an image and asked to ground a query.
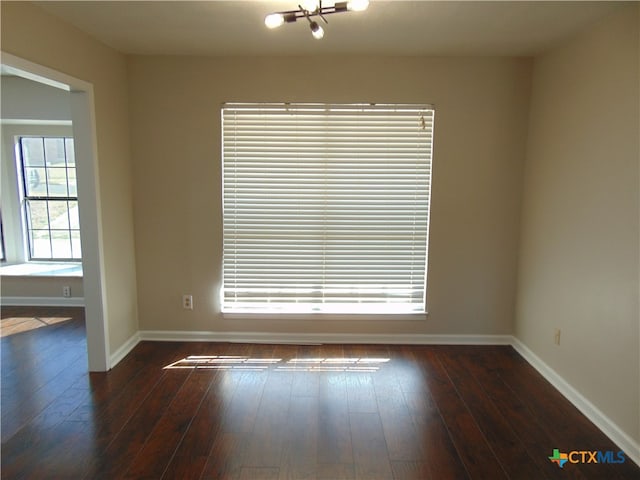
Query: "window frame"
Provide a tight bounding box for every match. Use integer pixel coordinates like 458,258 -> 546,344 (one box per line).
0,125 -> 80,266
221,102 -> 434,316
17,135 -> 81,261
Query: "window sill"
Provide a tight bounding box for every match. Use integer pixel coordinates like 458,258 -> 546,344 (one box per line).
221,312 -> 428,322
0,262 -> 83,277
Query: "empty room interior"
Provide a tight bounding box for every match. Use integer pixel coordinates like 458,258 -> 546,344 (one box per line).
1,1 -> 639,478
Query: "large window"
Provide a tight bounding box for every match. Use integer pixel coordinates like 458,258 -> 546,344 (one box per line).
19,136 -> 81,260
222,103 -> 434,314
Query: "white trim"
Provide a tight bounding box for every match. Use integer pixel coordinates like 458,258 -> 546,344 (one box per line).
139,330 -> 512,345
109,332 -> 140,370
70,90 -> 110,372
0,57 -> 80,91
1,296 -> 84,307
512,337 -> 640,467
1,119 -> 73,126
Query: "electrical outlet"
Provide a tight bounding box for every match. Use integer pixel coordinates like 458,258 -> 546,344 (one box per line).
182,294 -> 193,310
62,286 -> 71,298
554,328 -> 561,345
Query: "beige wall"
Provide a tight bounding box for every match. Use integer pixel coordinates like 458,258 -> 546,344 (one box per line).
516,4 -> 639,444
1,276 -> 84,300
128,55 -> 531,335
1,2 -> 139,354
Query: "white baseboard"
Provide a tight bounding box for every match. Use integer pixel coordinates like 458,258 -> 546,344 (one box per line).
511,337 -> 640,467
109,332 -> 140,369
138,330 -> 513,346
1,296 -> 85,307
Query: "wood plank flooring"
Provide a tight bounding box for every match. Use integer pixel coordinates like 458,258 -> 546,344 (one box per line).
2,306 -> 639,479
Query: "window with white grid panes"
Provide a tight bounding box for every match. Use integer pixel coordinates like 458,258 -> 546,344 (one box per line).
19,136 -> 81,260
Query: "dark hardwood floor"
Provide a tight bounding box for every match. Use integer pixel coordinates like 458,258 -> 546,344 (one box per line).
1,306 -> 639,479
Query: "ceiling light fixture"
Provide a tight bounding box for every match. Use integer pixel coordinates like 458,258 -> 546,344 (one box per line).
265,0 -> 369,39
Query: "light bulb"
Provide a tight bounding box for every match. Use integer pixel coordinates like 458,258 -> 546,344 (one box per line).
347,0 -> 369,11
301,0 -> 320,12
264,13 -> 285,29
310,21 -> 324,39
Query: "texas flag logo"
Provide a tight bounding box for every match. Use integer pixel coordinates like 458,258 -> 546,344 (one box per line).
549,449 -> 569,468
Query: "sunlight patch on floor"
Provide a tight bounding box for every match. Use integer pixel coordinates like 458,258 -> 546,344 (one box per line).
0,316 -> 73,337
164,355 -> 390,372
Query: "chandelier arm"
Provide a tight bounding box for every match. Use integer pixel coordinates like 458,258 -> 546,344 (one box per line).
283,4 -> 346,20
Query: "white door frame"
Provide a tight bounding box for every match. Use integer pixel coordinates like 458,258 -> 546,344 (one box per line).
2,52 -> 110,371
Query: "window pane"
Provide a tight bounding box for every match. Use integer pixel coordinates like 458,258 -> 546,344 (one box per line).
67,168 -> 77,196
48,200 -> 70,230
65,138 -> 75,165
44,138 -> 66,165
31,230 -> 51,258
68,201 -> 80,229
21,138 -> 45,166
46,167 -> 69,197
71,230 -> 82,259
28,201 -> 49,230
24,167 -> 47,196
51,230 -> 72,258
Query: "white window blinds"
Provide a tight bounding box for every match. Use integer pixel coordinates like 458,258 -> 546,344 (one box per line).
222,103 -> 434,314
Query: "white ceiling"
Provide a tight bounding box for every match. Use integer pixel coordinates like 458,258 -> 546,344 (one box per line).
35,1 -> 624,57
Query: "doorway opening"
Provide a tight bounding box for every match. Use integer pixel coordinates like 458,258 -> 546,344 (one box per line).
1,52 -> 109,371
